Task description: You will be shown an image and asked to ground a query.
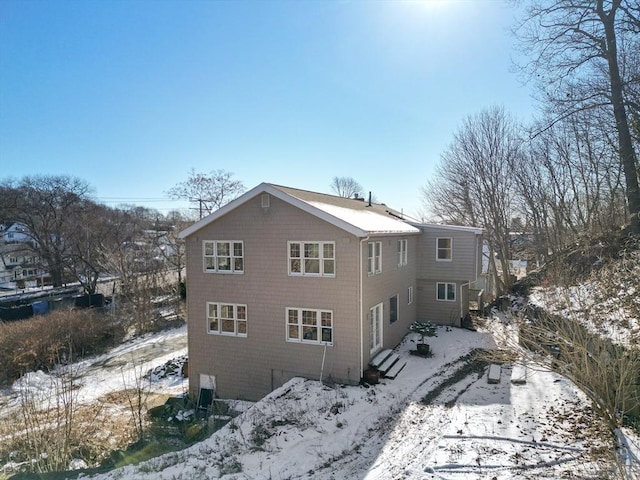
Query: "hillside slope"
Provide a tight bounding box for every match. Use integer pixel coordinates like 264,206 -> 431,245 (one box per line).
80,327 -> 616,480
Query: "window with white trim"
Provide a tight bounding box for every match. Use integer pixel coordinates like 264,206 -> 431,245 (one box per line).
367,241 -> 382,275
288,242 -> 335,277
390,295 -> 398,324
408,285 -> 414,305
436,238 -> 452,261
370,302 -> 383,353
397,239 -> 407,267
436,282 -> 456,301
286,308 -> 333,345
203,241 -> 244,273
207,302 -> 247,336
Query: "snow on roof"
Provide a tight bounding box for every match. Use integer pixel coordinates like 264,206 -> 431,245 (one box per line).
306,201 -> 419,235
413,222 -> 483,235
180,183 -> 420,238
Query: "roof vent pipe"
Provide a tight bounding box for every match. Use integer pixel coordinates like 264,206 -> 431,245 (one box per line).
368,191 -> 372,207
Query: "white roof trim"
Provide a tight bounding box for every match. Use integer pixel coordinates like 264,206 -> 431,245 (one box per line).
413,222 -> 483,235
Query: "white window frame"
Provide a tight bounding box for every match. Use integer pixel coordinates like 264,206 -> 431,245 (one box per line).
436,282 -> 456,302
206,302 -> 247,337
288,241 -> 335,277
436,237 -> 453,262
389,294 -> 399,324
286,307 -> 333,345
203,240 -> 244,273
367,241 -> 382,275
369,302 -> 383,354
408,285 -> 414,305
397,239 -> 407,267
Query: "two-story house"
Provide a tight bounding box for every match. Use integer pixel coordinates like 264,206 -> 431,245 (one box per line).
180,183 -> 482,401
0,223 -> 46,289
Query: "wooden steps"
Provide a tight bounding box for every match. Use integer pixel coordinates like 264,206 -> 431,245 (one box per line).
385,359 -> 407,379
369,349 -> 407,380
370,349 -> 393,369
378,353 -> 399,375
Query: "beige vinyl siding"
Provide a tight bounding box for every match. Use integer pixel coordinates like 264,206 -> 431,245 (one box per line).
416,228 -> 480,280
186,194 -> 361,400
415,227 -> 480,327
416,279 -> 471,326
359,235 -> 418,365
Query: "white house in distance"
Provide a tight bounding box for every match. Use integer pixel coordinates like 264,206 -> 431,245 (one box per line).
0,223 -> 46,289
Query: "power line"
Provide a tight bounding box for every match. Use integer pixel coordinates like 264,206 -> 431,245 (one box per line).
95,197 -> 179,202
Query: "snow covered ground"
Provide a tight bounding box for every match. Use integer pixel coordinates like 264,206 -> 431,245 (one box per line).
72,325 -> 626,480
2,325 -> 188,414
529,284 -> 640,348
2,317 -> 637,479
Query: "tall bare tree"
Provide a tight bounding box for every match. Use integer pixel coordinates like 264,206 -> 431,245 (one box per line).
65,202 -> 119,295
514,0 -> 640,233
514,107 -> 628,260
166,169 -> 245,219
422,106 -> 523,293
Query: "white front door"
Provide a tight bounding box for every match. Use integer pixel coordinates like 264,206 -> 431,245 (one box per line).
370,302 -> 383,354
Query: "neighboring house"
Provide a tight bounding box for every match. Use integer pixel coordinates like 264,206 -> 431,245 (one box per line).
0,223 -> 47,289
180,183 -> 482,401
1,222 -> 33,245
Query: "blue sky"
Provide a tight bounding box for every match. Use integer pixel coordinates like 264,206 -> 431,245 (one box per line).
0,0 -> 536,218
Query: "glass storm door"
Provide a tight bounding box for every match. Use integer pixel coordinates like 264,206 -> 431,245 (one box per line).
370,303 -> 383,354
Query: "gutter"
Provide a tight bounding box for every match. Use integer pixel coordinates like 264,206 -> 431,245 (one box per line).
359,235 -> 370,379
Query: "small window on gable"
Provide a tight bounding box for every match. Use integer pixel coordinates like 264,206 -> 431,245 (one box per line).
436,237 -> 452,261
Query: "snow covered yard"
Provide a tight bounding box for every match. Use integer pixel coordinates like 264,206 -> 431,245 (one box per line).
77,325 -> 620,480
1,325 -> 188,411
0,325 -> 189,476
529,284 -> 640,348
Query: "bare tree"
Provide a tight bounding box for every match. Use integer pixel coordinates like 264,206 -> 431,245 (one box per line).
514,0 -> 640,233
422,106 -> 523,293
0,175 -> 94,287
330,177 -> 364,199
65,202 -> 120,295
121,356 -> 151,444
16,351 -> 81,473
514,108 -> 628,260
166,169 -> 245,219
99,206 -> 174,334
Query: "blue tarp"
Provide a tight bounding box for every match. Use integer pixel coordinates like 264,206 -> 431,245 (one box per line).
31,300 -> 50,316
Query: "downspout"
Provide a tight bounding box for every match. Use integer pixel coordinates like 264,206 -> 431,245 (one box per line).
320,344 -> 327,383
359,236 -> 370,380
459,233 -> 481,321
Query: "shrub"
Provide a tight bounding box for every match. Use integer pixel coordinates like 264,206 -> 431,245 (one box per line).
409,321 -> 437,342
0,309 -> 125,385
